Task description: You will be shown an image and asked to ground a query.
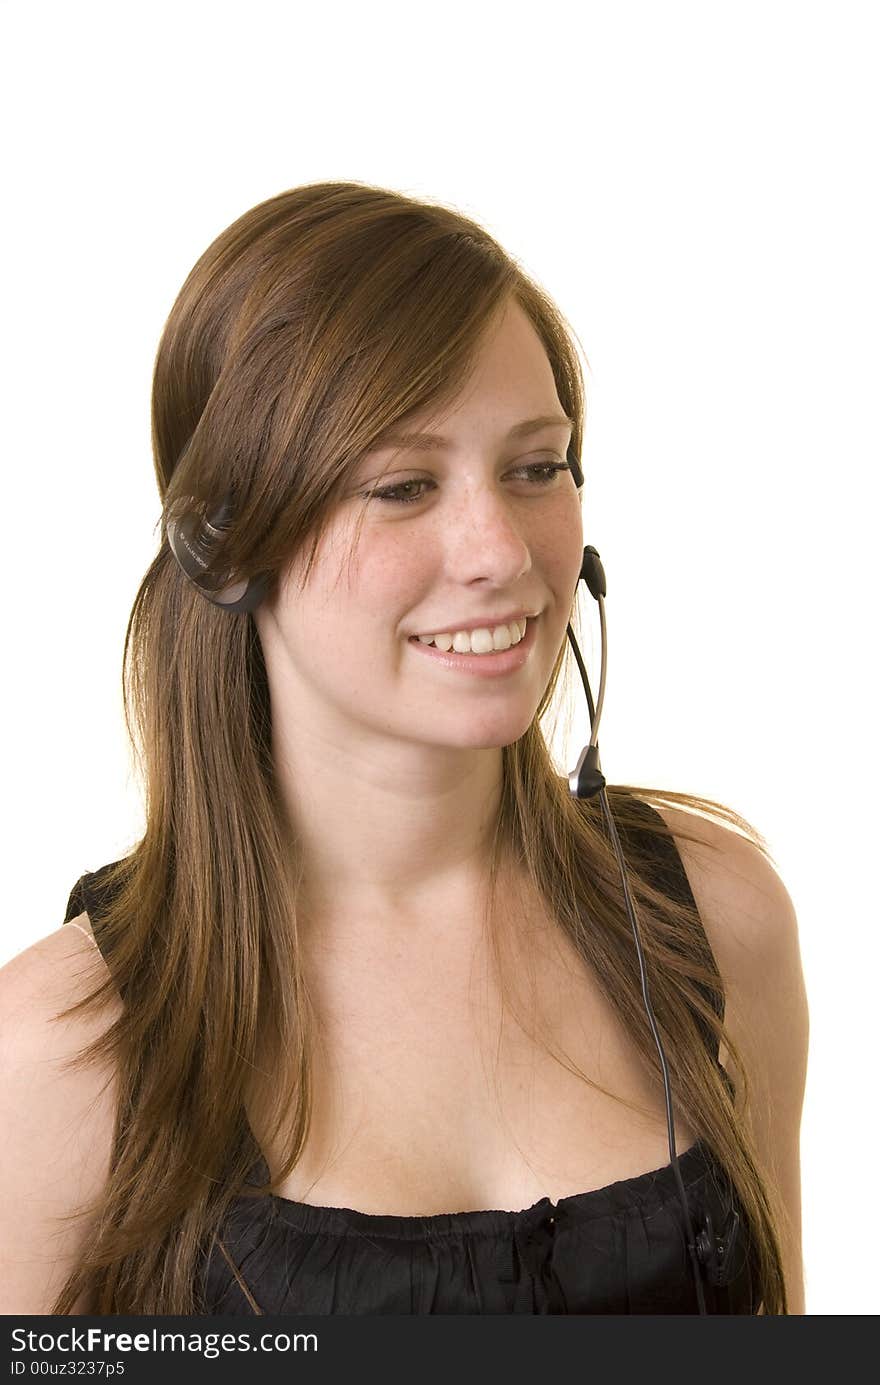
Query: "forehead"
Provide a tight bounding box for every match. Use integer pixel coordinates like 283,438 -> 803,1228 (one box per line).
367,304 -> 569,454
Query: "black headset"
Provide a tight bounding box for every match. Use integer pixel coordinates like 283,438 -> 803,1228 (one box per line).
166,442 -> 740,1313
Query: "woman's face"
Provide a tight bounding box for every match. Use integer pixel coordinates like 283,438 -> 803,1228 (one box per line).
255,300 -> 585,756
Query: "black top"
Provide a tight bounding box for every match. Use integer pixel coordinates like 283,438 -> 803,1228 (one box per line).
63,801 -> 759,1314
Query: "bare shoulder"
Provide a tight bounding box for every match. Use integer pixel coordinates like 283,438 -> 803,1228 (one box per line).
652,801 -> 810,1313
0,914 -> 123,1313
0,912 -> 120,1054
650,803 -> 807,1017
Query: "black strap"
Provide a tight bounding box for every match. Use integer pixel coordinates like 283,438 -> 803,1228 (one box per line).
609,797 -> 727,1066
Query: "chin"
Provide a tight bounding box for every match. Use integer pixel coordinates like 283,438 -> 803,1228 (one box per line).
430,710 -> 538,751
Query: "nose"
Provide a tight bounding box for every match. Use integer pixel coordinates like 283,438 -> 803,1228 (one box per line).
441,482 -> 532,587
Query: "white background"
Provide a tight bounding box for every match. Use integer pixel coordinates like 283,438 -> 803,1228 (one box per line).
2,0 -> 877,1315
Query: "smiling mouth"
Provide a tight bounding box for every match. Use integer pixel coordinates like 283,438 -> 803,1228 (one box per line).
406,616 -> 538,674
409,616 -> 529,656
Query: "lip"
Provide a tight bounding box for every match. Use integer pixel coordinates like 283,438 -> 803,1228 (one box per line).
407,615 -> 538,678
411,610 -> 533,638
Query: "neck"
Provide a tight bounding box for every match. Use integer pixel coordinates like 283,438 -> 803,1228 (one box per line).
270,720 -> 509,931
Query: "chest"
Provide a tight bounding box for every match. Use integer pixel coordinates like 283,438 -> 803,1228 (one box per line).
254,907 -> 698,1215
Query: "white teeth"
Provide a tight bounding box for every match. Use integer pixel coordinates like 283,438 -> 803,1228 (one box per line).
417,618 -> 528,654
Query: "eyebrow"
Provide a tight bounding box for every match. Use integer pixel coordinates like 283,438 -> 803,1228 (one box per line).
366,413 -> 574,453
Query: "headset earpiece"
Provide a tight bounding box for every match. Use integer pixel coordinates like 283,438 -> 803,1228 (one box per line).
166,493 -> 269,614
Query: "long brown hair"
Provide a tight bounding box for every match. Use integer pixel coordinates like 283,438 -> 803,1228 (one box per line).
51,180 -> 788,1313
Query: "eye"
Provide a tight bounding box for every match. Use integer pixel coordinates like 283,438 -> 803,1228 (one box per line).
362,460 -> 572,506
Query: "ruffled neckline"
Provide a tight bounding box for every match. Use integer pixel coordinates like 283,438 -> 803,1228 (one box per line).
238,1138 -> 715,1240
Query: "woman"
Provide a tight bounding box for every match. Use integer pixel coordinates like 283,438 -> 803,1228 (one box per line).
0,181 -> 808,1315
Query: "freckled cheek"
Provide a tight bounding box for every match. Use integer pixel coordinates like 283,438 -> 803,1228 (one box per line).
356,536 -> 433,612
312,543 -> 425,666
534,506 -> 584,597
